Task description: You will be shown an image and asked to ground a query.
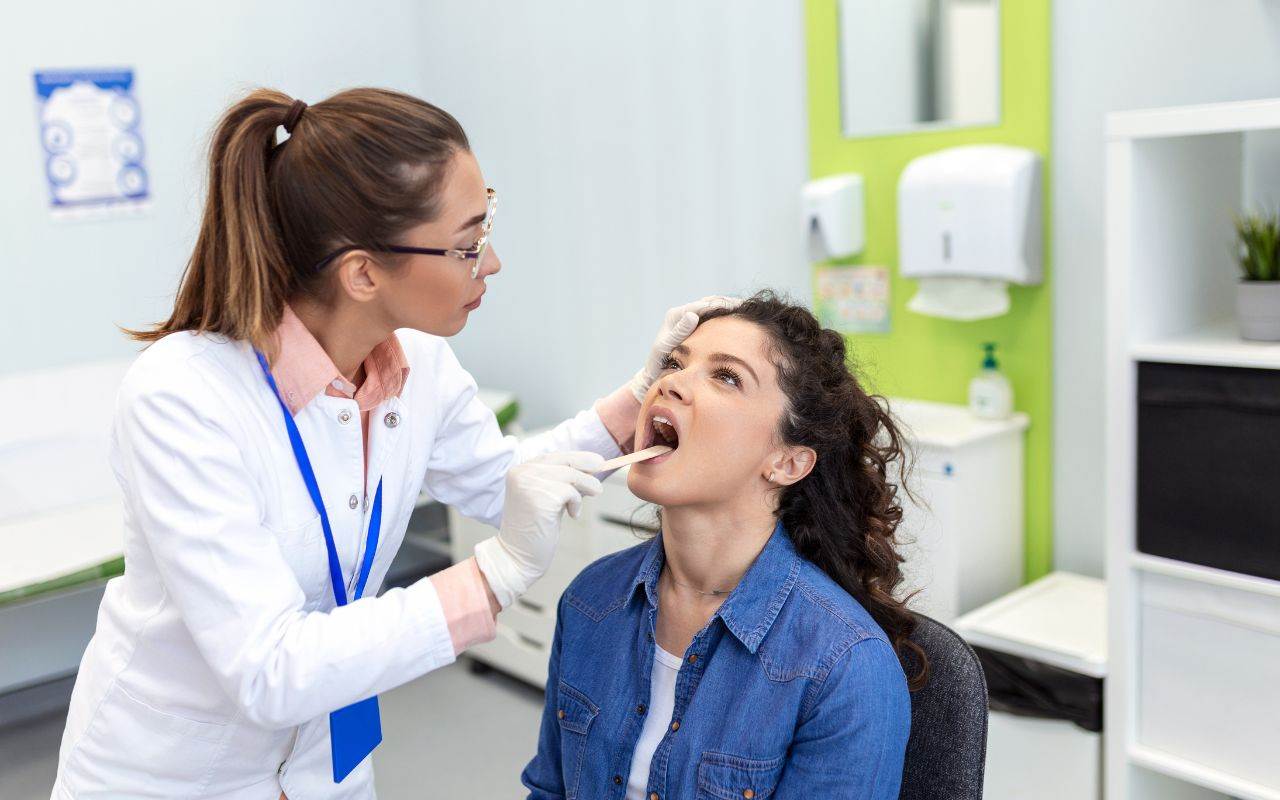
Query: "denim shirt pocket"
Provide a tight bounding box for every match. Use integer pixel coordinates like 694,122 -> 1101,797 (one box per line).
555,680 -> 599,799
696,752 -> 786,800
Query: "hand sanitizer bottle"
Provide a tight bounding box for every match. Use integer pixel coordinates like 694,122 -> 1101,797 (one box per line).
969,342 -> 1013,419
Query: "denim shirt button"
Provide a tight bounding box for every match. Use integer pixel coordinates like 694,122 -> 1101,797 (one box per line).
636,703 -> 646,715
613,775 -> 623,785
670,720 -> 680,732
744,791 -> 756,799
688,654 -> 698,664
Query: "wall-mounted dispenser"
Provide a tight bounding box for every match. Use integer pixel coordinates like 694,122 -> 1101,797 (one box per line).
803,173 -> 865,262
898,145 -> 1042,320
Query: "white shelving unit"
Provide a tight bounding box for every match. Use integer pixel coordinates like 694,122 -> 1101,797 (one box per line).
1105,98 -> 1280,800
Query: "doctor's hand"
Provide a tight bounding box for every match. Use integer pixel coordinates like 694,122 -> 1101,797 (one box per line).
626,295 -> 743,403
473,451 -> 606,609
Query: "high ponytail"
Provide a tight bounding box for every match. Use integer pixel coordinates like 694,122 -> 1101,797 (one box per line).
126,87 -> 470,354
700,291 -> 929,691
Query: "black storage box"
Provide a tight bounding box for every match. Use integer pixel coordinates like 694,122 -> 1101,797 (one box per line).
1137,360 -> 1280,581
971,646 -> 1102,733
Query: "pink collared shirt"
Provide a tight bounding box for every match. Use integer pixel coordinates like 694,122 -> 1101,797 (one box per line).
268,305 -> 495,654
272,305 -> 409,481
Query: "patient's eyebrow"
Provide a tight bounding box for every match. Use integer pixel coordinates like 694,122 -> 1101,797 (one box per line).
711,352 -> 759,385
672,344 -> 759,386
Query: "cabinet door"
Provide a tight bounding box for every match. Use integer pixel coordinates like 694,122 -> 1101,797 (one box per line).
896,453 -> 959,623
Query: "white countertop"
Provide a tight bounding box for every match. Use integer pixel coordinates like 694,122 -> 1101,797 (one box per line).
887,397 -> 1029,449
954,571 -> 1108,678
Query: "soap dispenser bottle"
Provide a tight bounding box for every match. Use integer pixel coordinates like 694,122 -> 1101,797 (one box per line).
969,343 -> 1013,419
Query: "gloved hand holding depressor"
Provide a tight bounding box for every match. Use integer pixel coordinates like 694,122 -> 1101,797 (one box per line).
626,295 -> 743,403
473,450 -> 606,610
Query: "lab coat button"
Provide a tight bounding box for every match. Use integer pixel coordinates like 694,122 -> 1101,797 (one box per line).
348,494 -> 359,510
384,412 -> 400,428
338,409 -> 352,425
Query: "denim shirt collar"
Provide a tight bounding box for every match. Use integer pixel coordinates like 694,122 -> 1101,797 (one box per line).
630,520 -> 800,654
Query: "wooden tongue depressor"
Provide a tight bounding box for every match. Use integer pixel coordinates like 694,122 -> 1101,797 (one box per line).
598,445 -> 673,472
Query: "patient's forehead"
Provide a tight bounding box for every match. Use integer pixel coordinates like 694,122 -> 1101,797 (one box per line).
683,317 -> 778,383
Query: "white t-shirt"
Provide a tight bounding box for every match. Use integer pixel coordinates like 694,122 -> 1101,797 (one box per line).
626,643 -> 684,800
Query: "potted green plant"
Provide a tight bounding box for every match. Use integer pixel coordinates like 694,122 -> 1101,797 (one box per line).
1236,210 -> 1280,341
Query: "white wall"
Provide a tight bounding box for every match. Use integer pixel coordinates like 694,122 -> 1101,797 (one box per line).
420,1 -> 809,427
1,2 -> 810,435
1052,0 -> 1280,575
0,2 -> 436,376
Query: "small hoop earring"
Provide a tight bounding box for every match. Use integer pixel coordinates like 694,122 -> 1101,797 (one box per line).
767,472 -> 775,483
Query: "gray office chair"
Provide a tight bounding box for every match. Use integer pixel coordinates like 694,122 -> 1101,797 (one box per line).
898,613 -> 989,800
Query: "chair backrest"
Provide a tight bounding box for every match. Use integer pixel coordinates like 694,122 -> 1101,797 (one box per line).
898,613 -> 989,800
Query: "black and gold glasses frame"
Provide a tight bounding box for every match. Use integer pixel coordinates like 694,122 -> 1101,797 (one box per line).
313,187 -> 497,279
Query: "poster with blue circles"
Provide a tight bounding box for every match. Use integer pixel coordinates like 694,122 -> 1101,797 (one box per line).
33,68 -> 149,219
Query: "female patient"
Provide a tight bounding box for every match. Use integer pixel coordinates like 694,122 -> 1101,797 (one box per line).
522,291 -> 924,800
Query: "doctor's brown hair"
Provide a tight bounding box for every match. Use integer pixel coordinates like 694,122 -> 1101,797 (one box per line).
126,87 -> 469,353
700,292 -> 929,691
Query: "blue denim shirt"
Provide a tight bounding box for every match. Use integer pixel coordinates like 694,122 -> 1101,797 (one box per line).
522,523 -> 910,800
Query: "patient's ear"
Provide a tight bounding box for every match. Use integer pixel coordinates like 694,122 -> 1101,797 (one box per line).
765,446 -> 817,486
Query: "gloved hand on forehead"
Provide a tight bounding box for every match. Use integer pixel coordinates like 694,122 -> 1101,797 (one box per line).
626,295 -> 742,403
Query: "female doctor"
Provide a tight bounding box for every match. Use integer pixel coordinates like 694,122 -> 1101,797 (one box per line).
51,87 -> 731,799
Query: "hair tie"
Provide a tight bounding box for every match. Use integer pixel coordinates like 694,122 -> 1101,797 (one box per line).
282,99 -> 308,133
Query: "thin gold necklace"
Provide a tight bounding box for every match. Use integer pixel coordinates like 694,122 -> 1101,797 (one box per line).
662,566 -> 733,597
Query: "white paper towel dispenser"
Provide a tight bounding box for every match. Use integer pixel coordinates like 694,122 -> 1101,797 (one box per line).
898,145 -> 1043,320
803,173 -> 865,261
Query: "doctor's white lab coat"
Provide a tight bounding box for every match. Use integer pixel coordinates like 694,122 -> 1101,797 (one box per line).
50,328 -> 620,799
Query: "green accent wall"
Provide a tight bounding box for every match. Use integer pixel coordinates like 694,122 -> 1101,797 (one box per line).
805,0 -> 1053,581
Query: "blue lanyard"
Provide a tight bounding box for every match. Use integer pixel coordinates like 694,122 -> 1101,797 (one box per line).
254,350 -> 383,606
255,349 -> 387,782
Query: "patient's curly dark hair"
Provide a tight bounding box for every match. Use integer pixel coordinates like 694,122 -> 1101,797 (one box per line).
700,290 -> 928,691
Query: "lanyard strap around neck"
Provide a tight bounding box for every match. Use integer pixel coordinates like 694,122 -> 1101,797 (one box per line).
255,350 -> 382,607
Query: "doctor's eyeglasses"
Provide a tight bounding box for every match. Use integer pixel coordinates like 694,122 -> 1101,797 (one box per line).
312,187 -> 497,278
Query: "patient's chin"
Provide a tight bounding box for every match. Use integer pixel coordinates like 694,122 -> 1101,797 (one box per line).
626,469 -> 667,504
627,468 -> 695,508
627,453 -> 744,508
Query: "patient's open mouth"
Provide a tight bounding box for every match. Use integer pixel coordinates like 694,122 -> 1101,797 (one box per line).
652,415 -> 679,448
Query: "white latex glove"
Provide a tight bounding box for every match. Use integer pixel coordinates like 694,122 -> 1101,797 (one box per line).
627,295 -> 743,403
474,451 -> 606,609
